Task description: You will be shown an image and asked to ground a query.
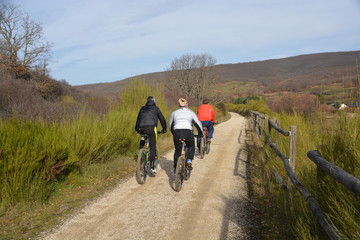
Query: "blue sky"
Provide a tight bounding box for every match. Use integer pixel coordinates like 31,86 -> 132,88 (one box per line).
10,0 -> 360,86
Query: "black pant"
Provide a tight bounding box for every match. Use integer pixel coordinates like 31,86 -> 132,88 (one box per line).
172,129 -> 195,169
139,126 -> 157,168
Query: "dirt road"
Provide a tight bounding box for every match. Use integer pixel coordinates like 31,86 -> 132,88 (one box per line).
42,112 -> 252,240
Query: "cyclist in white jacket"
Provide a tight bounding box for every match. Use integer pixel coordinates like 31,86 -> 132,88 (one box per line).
169,98 -> 204,173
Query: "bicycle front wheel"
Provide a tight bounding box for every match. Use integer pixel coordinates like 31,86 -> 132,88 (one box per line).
136,149 -> 147,184
184,164 -> 191,180
174,156 -> 185,192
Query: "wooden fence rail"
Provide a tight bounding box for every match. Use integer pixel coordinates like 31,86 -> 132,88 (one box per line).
249,111 -> 349,240
307,150 -> 360,196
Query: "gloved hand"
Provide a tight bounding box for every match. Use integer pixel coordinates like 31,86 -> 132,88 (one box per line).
162,129 -> 167,133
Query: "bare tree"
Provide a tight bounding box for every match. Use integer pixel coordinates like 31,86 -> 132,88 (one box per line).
0,3 -> 52,78
167,53 -> 218,104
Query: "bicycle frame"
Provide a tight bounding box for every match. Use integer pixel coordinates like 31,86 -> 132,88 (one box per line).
140,134 -> 151,163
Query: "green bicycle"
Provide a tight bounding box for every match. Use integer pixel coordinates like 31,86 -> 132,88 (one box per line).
136,131 -> 163,184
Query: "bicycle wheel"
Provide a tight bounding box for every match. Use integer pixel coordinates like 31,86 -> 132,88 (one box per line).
136,149 -> 147,184
206,140 -> 211,154
174,156 -> 185,192
200,137 -> 205,159
184,164 -> 191,180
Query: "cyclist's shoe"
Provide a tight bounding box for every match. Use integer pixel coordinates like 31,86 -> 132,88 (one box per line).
173,169 -> 176,174
151,167 -> 157,173
187,159 -> 193,170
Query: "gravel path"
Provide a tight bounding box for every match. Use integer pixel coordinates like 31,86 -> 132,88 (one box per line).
42,112 -> 252,240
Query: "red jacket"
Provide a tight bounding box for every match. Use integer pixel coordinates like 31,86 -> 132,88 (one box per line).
197,104 -> 215,123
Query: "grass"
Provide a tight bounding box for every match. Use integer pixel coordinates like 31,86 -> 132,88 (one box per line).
0,156 -> 136,240
0,77 -> 232,239
208,81 -> 258,98
303,82 -> 359,106
243,103 -> 360,239
244,128 -> 292,239
0,78 -> 172,239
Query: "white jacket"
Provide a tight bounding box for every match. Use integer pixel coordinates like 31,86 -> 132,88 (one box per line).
169,107 -> 204,134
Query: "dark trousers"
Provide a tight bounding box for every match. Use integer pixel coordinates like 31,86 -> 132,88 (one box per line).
172,129 -> 195,169
197,121 -> 214,148
139,126 -> 157,168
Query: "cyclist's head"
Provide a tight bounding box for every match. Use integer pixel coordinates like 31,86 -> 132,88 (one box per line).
146,96 -> 156,106
202,98 -> 210,104
178,98 -> 188,108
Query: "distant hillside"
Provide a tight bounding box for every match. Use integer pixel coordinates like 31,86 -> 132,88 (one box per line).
75,51 -> 360,99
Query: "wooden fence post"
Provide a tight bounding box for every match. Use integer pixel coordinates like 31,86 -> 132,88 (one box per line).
250,112 -> 253,128
289,126 -> 297,173
276,120 -> 281,144
258,115 -> 262,137
270,117 -> 274,135
265,114 -> 269,131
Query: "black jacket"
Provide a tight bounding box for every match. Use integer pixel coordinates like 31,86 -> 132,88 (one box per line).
135,101 -> 167,132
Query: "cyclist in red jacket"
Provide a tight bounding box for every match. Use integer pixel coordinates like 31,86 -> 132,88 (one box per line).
197,98 -> 215,150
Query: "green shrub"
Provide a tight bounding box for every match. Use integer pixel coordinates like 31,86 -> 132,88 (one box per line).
227,99 -> 272,116
0,117 -> 73,205
0,77 -> 170,207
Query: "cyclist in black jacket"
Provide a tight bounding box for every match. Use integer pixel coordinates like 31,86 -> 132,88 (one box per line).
135,96 -> 167,172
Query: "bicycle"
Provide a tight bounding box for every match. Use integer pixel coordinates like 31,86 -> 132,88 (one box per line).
136,131 -> 163,184
199,126 -> 210,159
174,138 -> 192,192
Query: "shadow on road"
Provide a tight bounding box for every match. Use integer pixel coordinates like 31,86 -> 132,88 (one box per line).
219,119 -> 262,240
158,156 -> 179,191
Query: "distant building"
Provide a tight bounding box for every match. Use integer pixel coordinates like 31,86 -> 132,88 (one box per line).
339,103 -> 348,110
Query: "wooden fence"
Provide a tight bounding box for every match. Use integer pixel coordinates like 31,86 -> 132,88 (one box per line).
250,111 -> 360,240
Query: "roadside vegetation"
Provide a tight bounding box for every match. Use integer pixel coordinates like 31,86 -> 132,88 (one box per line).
0,72 -> 229,239
229,94 -> 360,239
1,4 -> 358,238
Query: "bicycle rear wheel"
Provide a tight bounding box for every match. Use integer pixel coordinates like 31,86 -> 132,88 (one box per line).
206,140 -> 211,154
136,149 -> 147,184
200,137 -> 205,159
174,156 -> 185,192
